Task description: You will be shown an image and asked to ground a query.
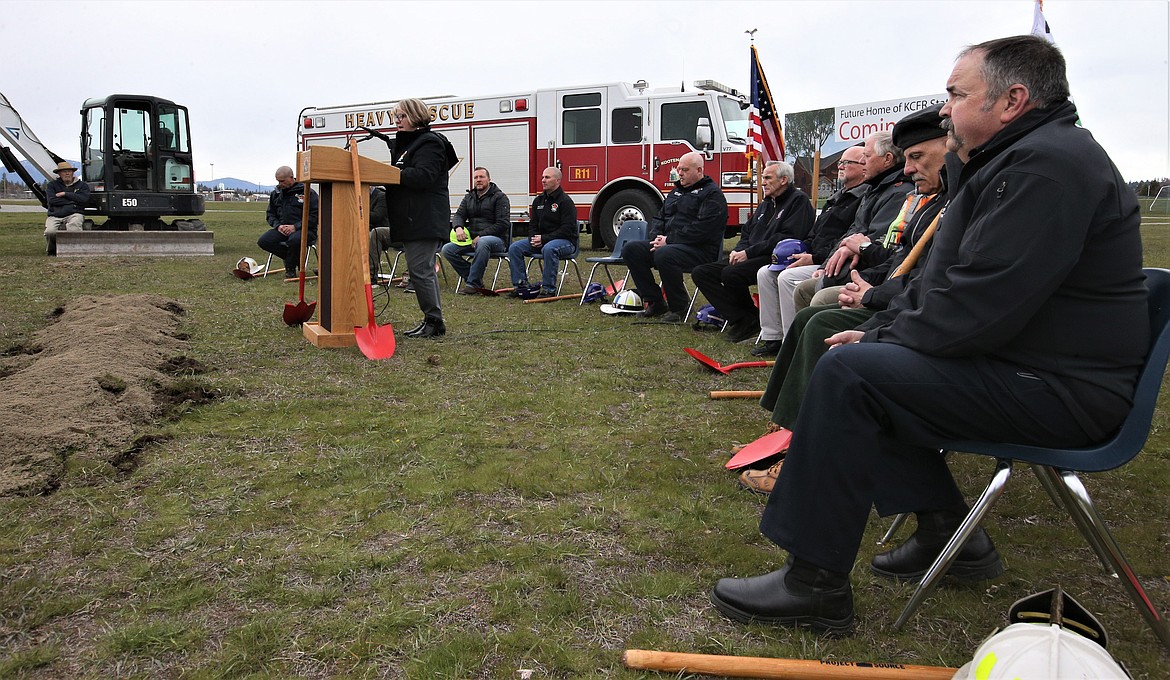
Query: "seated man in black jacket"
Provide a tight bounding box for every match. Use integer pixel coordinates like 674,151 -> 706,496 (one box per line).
692,161 -> 813,343
443,166 -> 512,293
711,35 -> 1147,634
621,151 -> 728,322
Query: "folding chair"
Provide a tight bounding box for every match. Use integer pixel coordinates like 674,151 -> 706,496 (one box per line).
453,225 -> 514,294
524,246 -> 583,295
579,220 -> 646,304
891,267 -> 1170,652
263,243 -> 318,278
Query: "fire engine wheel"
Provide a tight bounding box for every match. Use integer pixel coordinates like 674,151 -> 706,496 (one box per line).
597,189 -> 658,250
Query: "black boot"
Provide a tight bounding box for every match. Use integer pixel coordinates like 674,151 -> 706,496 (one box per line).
711,556 -> 854,633
406,317 -> 446,339
403,320 -> 428,337
871,510 -> 1004,582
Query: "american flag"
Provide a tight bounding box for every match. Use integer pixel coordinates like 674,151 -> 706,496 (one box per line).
748,45 -> 785,163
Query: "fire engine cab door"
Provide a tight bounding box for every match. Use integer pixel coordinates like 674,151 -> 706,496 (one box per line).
555,88 -> 607,212
651,98 -> 716,189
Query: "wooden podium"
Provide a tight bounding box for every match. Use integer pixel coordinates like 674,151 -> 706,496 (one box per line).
296,146 -> 400,348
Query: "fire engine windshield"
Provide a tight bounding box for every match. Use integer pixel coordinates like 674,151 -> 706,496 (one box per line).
718,97 -> 749,146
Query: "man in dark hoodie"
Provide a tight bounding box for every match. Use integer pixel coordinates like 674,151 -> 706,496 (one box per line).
257,165 -> 319,278
621,151 -> 728,322
692,160 -> 813,343
507,167 -> 577,298
443,166 -> 512,294
711,35 -> 1147,633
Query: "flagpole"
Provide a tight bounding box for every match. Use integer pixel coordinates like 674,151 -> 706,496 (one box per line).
745,29 -> 759,217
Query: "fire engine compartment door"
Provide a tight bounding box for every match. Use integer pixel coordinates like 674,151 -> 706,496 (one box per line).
651,98 -> 715,190
555,88 -> 606,204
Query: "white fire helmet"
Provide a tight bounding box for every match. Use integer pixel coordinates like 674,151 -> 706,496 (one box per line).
954,588 -> 1130,680
236,257 -> 264,275
600,289 -> 643,315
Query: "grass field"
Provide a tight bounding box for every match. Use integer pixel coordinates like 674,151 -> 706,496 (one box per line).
1,199 -> 1169,678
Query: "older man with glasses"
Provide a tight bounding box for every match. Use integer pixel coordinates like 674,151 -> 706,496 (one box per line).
751,145 -> 868,356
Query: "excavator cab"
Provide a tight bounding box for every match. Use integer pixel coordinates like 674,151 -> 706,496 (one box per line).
80,94 -> 204,227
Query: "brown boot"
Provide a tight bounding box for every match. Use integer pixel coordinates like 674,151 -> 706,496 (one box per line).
738,459 -> 783,495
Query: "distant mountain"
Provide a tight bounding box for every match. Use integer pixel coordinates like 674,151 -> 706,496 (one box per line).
1,162 -> 273,193
201,177 -> 274,193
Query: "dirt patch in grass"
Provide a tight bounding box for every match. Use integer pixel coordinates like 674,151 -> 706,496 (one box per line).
0,294 -> 204,496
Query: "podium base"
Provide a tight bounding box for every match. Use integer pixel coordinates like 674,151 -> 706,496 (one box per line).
302,322 -> 356,348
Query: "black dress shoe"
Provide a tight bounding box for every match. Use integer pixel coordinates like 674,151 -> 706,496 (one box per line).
711,557 -> 853,633
750,340 -> 783,357
726,318 -> 762,343
403,320 -> 428,337
871,512 -> 1004,582
407,319 -> 446,339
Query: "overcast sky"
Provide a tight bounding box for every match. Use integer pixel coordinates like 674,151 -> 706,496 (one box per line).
4,0 -> 1167,187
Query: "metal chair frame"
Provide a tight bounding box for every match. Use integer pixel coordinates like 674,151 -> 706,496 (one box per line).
891,268 -> 1170,653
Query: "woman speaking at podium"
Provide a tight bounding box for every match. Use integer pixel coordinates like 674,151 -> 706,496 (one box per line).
383,97 -> 458,338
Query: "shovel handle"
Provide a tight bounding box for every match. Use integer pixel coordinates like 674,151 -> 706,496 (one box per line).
709,390 -> 764,399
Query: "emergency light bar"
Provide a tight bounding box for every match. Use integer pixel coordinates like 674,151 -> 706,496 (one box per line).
694,80 -> 740,98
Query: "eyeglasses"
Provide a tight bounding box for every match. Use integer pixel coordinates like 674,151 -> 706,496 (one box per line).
837,160 -> 864,168
393,113 -> 409,122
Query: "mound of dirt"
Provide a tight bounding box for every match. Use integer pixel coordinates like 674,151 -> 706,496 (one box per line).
0,294 -> 195,496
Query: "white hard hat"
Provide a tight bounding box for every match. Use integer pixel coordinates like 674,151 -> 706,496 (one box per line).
954,622 -> 1129,679
236,257 -> 263,275
600,289 -> 643,315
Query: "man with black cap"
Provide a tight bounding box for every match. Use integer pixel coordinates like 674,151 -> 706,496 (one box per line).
737,104 -> 951,495
43,161 -> 91,255
710,35 -> 1146,632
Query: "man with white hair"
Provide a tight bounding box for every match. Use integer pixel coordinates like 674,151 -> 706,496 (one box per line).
692,160 -> 812,343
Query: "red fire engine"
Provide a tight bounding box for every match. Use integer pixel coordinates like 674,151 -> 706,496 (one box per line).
298,79 -> 754,249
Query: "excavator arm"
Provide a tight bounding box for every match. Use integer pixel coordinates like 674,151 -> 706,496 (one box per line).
1,90 -> 66,208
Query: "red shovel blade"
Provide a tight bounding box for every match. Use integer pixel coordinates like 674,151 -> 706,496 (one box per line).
726,428 -> 792,470
684,347 -> 774,373
355,283 -> 395,359
231,268 -> 257,280
282,300 -> 316,326
605,278 -> 626,296
474,286 -> 501,297
684,347 -> 731,374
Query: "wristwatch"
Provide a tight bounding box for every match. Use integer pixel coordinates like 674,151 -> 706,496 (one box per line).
859,240 -> 874,252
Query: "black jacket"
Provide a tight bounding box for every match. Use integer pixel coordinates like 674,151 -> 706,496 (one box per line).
454,182 -> 511,240
860,101 -> 1146,441
844,165 -> 914,239
46,176 -> 91,217
529,186 -> 577,244
858,190 -> 945,310
385,126 -> 458,242
804,183 -> 866,264
266,181 -> 319,234
649,175 -> 727,262
733,186 -> 814,259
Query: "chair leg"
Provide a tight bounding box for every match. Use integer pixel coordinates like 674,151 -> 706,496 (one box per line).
1049,467 -> 1170,652
1030,465 -> 1117,576
262,252 -> 275,277
491,258 -> 506,290
877,513 -> 910,546
684,286 -> 701,322
893,459 -> 1014,631
580,262 -> 603,305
